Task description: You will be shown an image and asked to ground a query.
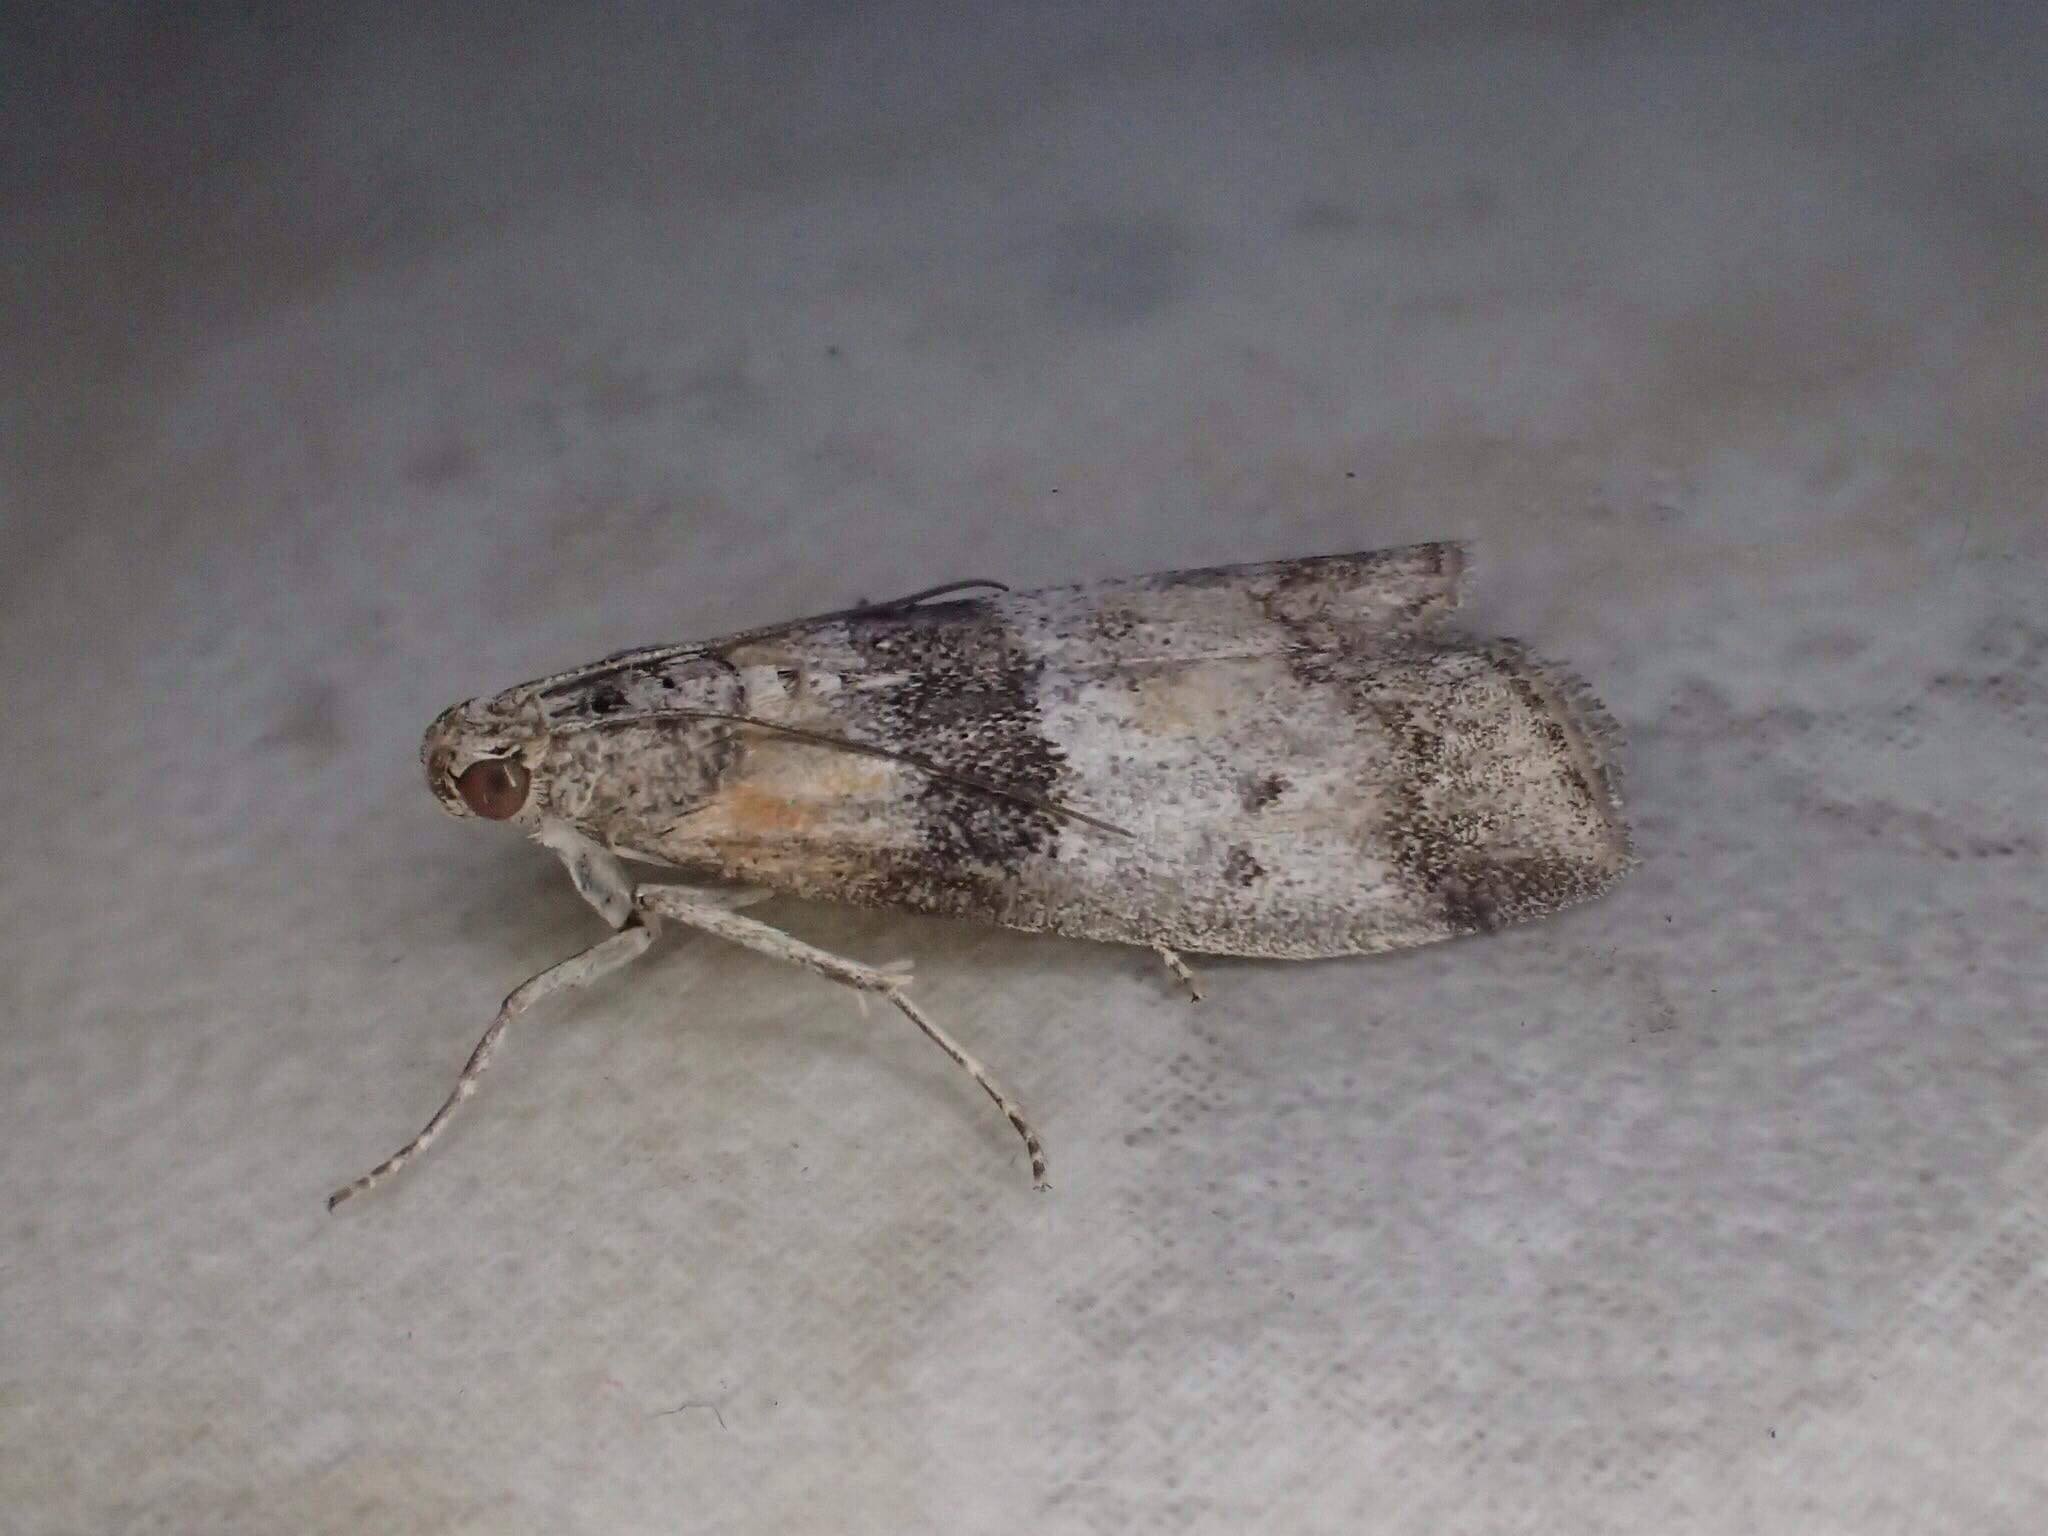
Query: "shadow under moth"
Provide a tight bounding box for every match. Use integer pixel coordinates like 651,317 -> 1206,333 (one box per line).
330,542 -> 1632,1208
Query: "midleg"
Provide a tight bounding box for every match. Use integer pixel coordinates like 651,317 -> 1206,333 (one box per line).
634,886 -> 1048,1186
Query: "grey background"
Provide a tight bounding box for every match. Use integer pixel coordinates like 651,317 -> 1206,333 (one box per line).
5,3 -> 2045,1531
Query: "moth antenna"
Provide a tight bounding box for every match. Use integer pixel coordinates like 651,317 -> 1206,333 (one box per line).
731,580 -> 1012,639
542,585 -> 1015,696
649,709 -> 1133,838
849,578 -> 1011,613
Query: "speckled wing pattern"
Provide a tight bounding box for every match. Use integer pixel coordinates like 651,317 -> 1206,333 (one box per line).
529,543 -> 1631,958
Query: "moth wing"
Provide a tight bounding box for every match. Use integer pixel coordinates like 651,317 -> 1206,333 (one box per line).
618,546 -> 1626,959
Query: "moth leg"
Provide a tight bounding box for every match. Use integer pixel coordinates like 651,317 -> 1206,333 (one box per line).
1156,946 -> 1204,1003
634,886 -> 1048,1188
327,919 -> 659,1210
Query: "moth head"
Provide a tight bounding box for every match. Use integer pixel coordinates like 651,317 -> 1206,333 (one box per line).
421,695 -> 545,823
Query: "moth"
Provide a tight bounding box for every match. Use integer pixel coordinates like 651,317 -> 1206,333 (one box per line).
329,543 -> 1631,1207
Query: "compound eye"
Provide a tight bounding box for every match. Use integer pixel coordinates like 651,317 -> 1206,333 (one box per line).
454,758 -> 530,819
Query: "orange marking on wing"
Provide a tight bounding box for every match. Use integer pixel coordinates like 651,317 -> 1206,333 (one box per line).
716,783 -> 815,836
697,754 -> 902,840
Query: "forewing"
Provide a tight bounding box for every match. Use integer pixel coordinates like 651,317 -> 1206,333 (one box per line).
619,545 -> 1627,957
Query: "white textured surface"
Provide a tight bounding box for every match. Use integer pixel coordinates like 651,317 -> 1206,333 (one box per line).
5,5 -> 2045,1531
